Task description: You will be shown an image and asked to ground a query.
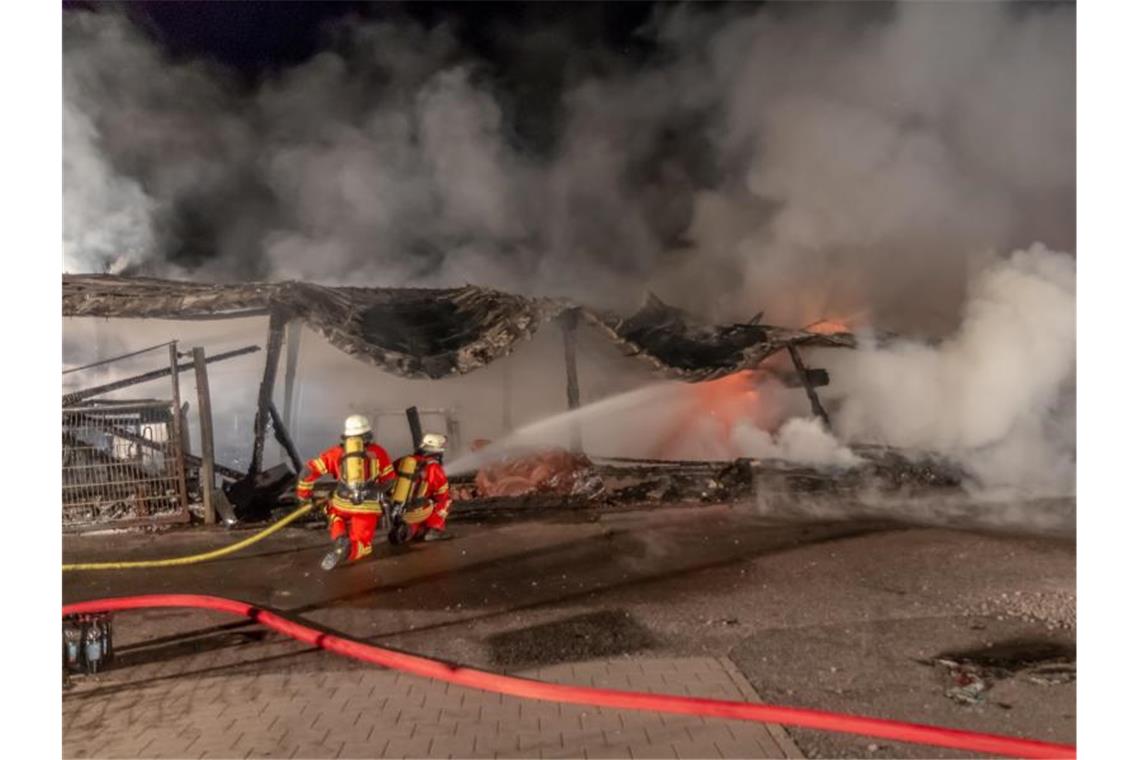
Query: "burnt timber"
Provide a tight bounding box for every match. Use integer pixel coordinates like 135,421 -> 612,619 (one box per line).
63,275 -> 856,381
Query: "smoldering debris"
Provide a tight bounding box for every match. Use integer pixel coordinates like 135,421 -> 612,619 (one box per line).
467,446 -> 602,499
447,443 -> 1072,538
451,444 -> 968,517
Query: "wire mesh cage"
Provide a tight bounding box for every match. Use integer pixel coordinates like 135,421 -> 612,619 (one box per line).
62,401 -> 190,531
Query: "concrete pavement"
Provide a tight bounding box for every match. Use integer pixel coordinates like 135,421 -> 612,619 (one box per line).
64,651 -> 801,759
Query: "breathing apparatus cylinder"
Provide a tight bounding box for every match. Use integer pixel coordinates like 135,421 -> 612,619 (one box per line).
343,435 -> 367,488
391,456 -> 419,509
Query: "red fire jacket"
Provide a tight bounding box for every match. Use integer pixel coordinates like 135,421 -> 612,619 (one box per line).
296,443 -> 396,510
412,453 -> 451,520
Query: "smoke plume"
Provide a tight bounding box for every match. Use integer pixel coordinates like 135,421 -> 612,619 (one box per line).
63,3 -> 1075,494
822,244 -> 1076,496
64,3 -> 1073,328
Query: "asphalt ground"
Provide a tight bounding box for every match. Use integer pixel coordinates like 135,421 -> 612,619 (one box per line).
63,501 -> 1075,758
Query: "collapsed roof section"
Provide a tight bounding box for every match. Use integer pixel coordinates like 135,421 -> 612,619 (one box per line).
62,275 -> 855,381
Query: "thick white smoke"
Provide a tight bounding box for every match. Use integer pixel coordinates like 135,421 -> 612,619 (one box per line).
731,417 -> 861,469
657,2 -> 1074,331
821,244 -> 1075,495
63,101 -> 155,274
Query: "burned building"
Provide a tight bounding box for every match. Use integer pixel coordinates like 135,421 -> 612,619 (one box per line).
63,274 -> 862,529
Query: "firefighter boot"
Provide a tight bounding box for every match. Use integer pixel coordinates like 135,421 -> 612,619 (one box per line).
320,536 -> 351,571
420,528 -> 452,542
388,520 -> 412,546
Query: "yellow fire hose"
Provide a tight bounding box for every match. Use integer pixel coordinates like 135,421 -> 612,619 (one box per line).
62,501 -> 319,572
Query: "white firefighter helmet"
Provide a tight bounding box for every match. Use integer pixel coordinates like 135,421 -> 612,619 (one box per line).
420,433 -> 447,454
343,414 -> 372,437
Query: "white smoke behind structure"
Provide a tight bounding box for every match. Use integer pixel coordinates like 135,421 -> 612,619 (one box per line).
821,244 -> 1076,496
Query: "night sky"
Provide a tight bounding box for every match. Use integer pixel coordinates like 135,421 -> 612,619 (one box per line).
65,1 -> 682,79
62,1 -> 731,166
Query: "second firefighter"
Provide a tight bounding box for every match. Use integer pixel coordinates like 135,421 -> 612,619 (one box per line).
388,433 -> 453,544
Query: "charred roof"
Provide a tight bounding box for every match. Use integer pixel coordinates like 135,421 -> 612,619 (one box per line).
62,275 -> 855,381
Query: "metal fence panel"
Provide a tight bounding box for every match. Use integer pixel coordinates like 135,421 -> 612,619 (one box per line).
62,402 -> 190,531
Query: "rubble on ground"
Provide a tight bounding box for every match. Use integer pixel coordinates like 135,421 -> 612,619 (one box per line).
450,446 -> 966,514
470,446 -> 602,498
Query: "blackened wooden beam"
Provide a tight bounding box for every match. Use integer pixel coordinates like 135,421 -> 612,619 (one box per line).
62,345 -> 261,407
168,343 -> 191,519
247,309 -> 288,478
787,344 -> 832,430
63,340 -> 173,376
192,347 -> 218,523
267,401 -> 303,473
281,319 -> 302,449
561,308 -> 583,452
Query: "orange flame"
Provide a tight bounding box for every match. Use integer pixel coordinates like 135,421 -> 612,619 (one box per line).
803,319 -> 850,335
802,308 -> 869,335
651,371 -> 764,460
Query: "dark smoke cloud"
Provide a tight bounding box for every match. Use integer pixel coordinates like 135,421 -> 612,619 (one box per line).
65,2 -> 1073,332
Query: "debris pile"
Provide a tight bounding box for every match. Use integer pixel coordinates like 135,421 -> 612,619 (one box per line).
450,447 -> 967,517
468,442 -> 603,499
931,641 -> 1076,707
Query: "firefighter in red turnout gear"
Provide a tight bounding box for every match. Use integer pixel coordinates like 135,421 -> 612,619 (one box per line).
297,415 -> 396,570
389,433 -> 453,544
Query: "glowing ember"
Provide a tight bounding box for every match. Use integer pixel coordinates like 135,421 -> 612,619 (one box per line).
802,308 -> 869,335
803,319 -> 850,335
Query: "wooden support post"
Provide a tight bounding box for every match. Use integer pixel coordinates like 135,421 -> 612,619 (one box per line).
561,309 -> 583,452
192,347 -> 217,524
787,344 -> 832,430
281,319 -> 302,461
181,402 -> 192,459
248,309 -> 288,478
168,343 -> 190,520
267,401 -> 303,473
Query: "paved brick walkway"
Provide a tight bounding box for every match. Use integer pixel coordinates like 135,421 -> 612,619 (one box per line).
64,656 -> 801,759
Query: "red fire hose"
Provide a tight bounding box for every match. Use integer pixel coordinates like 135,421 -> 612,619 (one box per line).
63,594 -> 1075,759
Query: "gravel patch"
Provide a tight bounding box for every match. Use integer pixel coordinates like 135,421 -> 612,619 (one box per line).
975,590 -> 1075,631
